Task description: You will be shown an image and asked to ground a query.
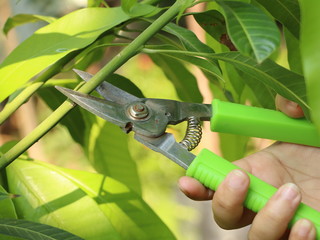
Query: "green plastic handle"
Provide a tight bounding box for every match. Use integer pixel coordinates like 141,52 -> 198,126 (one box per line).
186,149 -> 320,238
210,99 -> 320,147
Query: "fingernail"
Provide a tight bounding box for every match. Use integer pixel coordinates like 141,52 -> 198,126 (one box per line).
297,219 -> 313,238
277,183 -> 300,206
227,170 -> 247,189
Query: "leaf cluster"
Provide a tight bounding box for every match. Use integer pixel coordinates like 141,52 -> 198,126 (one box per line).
0,0 -> 318,239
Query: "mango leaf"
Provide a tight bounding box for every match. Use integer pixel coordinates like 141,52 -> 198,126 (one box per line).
163,22 -> 215,53
80,73 -> 143,194
211,52 -> 308,115
121,0 -> 161,17
299,0 -> 320,132
84,118 -> 142,195
193,10 -> 227,43
218,1 -> 281,63
0,185 -> 18,219
6,159 -> 174,240
73,35 -> 116,70
87,0 -> 105,7
0,219 -> 83,240
3,14 -> 56,35
150,54 -> 203,103
219,133 -> 249,161
121,0 -> 137,13
37,85 -> 86,146
144,48 -> 306,113
284,28 -> 302,74
143,45 -> 222,83
106,74 -> 144,98
235,69 -> 276,109
255,0 -> 300,39
0,7 -> 131,103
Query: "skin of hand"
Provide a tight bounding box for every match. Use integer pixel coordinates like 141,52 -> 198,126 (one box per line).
179,95 -> 319,240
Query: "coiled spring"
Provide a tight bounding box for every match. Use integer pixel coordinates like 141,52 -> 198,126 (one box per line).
179,116 -> 202,151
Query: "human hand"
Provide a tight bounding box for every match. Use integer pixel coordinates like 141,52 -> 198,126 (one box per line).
179,95 -> 319,239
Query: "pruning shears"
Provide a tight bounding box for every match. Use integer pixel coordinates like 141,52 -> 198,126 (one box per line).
57,70 -> 320,237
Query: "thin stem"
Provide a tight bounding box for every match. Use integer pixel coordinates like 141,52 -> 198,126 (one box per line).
0,0 -> 191,169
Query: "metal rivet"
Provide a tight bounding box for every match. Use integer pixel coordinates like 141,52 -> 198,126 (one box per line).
128,103 -> 149,119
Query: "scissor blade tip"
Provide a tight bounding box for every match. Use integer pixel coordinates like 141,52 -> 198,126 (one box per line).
55,86 -> 78,98
73,69 -> 93,82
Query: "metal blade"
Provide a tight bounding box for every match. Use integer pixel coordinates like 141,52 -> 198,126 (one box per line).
56,86 -> 130,130
134,133 -> 195,169
73,69 -> 139,105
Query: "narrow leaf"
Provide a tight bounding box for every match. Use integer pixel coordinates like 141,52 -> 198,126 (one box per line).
219,133 -> 249,161
163,22 -> 215,53
84,118 -> 142,195
0,219 -> 83,240
121,0 -> 161,17
3,14 -> 56,35
193,10 -> 227,43
299,0 -> 320,132
212,52 -> 308,115
7,159 -> 174,239
0,7 -> 130,103
37,86 -> 86,146
0,185 -> 17,219
143,45 -> 222,83
121,0 -> 137,14
284,28 -> 302,74
87,0 -> 106,7
237,71 -> 276,109
218,1 -> 281,63
150,54 -> 203,102
145,49 -> 308,115
256,0 -> 300,39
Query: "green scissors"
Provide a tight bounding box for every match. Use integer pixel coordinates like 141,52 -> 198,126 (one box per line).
57,69 -> 320,238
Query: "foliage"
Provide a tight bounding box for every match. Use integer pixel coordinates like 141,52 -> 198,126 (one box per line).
0,0 -> 318,239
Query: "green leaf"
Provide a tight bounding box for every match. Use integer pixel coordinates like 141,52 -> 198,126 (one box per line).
143,48 -> 306,114
80,74 -> 143,195
37,86 -> 86,146
121,0 -> 137,13
106,74 -> 145,98
150,54 -> 203,102
218,1 -> 281,63
255,0 -> 300,39
212,52 -> 308,115
163,22 -> 215,53
0,219 -> 83,240
143,45 -> 222,83
219,133 -> 249,161
121,0 -> 161,17
235,69 -> 276,109
193,10 -> 227,43
284,27 -> 302,74
3,14 -> 56,35
299,0 -> 320,132
87,0 -> 104,7
84,118 -> 142,195
0,7 -> 130,103
7,159 -> 174,240
0,185 -> 18,219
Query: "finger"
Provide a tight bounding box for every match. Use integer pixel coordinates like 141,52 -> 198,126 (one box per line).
275,94 -> 304,118
289,219 -> 316,240
212,169 -> 254,229
249,183 -> 301,240
178,176 -> 214,200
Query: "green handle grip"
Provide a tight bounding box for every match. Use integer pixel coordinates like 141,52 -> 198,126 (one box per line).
186,149 -> 320,238
211,99 -> 320,147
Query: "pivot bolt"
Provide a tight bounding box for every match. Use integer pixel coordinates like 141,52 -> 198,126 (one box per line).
128,103 -> 149,120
